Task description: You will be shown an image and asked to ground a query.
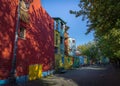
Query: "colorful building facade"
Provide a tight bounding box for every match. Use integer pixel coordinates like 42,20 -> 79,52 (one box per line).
0,0 -> 54,85
64,26 -> 73,69
64,26 -> 69,56
68,38 -> 76,57
53,17 -> 66,71
68,38 -> 78,68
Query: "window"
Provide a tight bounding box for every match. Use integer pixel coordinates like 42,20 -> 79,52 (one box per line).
65,38 -> 67,40
56,23 -> 58,30
19,27 -> 26,39
60,37 -> 63,44
72,40 -> 75,43
61,22 -> 63,29
56,34 -> 58,45
60,49 -> 63,54
55,47 -> 58,54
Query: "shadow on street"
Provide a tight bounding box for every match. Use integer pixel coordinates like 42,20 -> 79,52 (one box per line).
56,64 -> 120,86
6,64 -> 120,86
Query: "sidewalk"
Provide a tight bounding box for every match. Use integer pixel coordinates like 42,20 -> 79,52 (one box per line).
21,75 -> 78,86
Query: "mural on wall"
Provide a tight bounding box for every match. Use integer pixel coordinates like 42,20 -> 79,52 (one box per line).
29,64 -> 42,80
20,0 -> 34,23
64,56 -> 73,69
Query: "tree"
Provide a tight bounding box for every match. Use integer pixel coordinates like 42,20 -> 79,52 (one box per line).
77,42 -> 101,62
70,0 -> 120,60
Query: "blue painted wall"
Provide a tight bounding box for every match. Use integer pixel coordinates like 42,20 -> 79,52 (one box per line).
79,56 -> 84,65
68,38 -> 76,57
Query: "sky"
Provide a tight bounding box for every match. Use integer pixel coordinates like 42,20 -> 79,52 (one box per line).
41,0 -> 94,46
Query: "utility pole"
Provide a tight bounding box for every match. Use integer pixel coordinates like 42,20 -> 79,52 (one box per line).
9,0 -> 20,85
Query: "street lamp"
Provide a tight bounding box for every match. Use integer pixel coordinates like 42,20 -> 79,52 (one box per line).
9,0 -> 33,85
9,0 -> 21,85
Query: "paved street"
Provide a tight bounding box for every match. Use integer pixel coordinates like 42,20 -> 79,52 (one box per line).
56,64 -> 120,86
24,64 -> 120,86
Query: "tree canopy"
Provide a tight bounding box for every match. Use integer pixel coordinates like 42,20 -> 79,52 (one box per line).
77,42 -> 100,62
70,0 -> 120,59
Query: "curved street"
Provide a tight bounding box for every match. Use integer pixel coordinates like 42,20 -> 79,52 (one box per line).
26,64 -> 120,86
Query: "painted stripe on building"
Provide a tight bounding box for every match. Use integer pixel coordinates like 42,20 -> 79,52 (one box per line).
16,75 -> 28,83
0,79 -> 8,85
42,70 -> 54,77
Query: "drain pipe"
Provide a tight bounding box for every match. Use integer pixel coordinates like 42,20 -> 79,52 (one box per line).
9,0 -> 21,85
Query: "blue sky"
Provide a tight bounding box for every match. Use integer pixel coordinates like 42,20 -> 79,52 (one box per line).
41,0 -> 94,46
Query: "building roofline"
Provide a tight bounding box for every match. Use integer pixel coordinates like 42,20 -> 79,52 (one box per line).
52,17 -> 66,24
65,26 -> 69,31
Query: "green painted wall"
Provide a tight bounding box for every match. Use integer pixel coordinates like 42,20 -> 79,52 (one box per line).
55,54 -> 63,70
54,30 -> 60,48
64,56 -> 73,69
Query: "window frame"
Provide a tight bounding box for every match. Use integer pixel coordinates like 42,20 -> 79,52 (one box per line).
19,27 -> 26,39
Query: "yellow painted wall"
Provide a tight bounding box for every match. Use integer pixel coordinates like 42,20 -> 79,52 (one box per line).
64,56 -> 73,69
29,64 -> 42,80
55,54 -> 63,70
54,30 -> 63,70
54,30 -> 60,48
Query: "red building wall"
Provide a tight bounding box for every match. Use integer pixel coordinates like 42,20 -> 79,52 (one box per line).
64,32 -> 69,55
0,0 -> 54,79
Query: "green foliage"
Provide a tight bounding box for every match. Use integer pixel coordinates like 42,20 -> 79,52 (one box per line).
71,0 -> 120,59
77,42 -> 100,61
97,28 -> 120,59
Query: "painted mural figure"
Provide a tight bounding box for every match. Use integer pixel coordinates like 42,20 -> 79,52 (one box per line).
20,0 -> 30,23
